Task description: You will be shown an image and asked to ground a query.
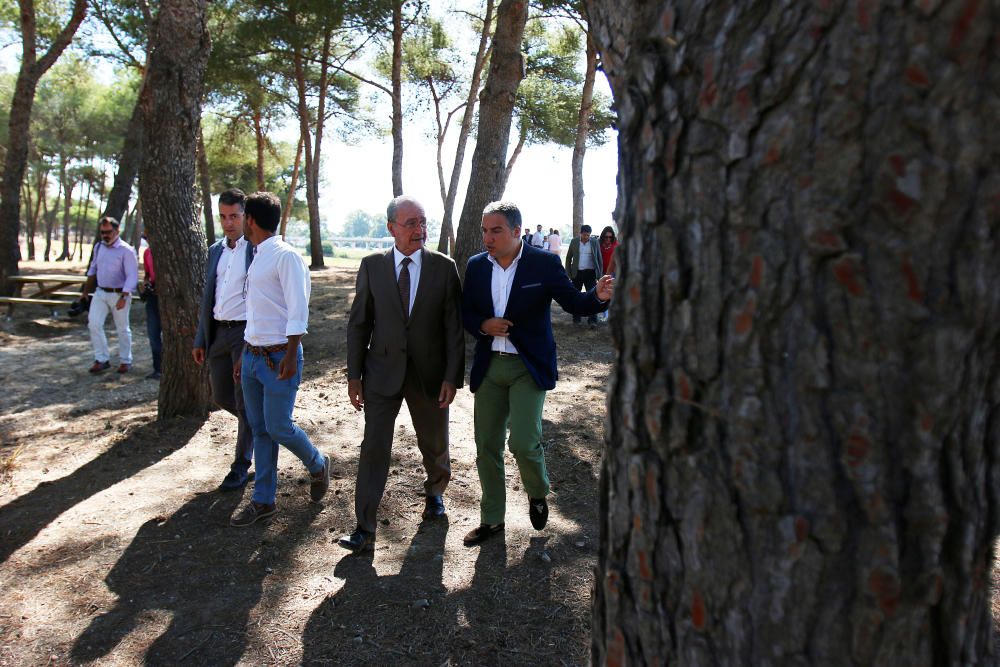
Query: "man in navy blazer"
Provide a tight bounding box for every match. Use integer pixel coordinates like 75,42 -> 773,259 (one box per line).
192,188 -> 257,491
461,201 -> 614,546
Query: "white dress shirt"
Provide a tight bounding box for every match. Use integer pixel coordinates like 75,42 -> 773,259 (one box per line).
213,236 -> 250,321
531,230 -> 545,247
578,240 -> 595,270
244,235 -> 311,346
487,242 -> 524,354
392,246 -> 422,314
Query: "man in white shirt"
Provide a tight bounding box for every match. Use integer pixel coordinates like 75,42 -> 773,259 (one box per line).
192,189 -> 257,491
229,192 -> 330,527
530,224 -> 546,248
81,216 -> 138,374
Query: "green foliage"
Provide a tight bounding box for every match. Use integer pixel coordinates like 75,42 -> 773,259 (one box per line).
342,209 -> 382,237
201,115 -> 300,199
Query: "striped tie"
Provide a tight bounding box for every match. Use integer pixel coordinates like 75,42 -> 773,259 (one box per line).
398,257 -> 411,319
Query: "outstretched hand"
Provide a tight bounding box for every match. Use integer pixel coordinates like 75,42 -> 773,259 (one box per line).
596,274 -> 615,302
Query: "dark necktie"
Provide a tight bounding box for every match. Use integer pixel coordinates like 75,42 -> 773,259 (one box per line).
398,257 -> 411,318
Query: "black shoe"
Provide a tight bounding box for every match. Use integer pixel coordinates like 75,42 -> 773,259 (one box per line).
219,468 -> 249,491
338,527 -> 375,552
310,454 -> 331,502
529,497 -> 548,530
145,370 -> 161,380
463,523 -> 505,546
422,495 -> 446,519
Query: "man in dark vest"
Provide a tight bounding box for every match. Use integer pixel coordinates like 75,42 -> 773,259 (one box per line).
193,188 -> 256,491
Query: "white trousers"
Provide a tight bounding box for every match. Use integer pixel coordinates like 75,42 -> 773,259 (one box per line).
88,289 -> 132,364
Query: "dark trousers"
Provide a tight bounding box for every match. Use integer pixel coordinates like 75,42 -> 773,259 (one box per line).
354,363 -> 451,534
572,269 -> 598,324
208,324 -> 254,474
144,294 -> 162,373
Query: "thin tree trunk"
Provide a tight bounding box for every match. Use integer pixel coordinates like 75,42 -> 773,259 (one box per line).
101,94 -> 144,222
454,0 -> 527,276
196,126 -> 215,244
138,0 -> 211,419
22,177 -> 34,260
586,2 -> 1000,665
437,0 -> 494,255
390,0 -> 404,196
499,128 -> 526,195
0,0 -> 87,294
43,173 -> 60,263
58,169 -> 74,261
75,173 -> 93,260
293,41 -> 323,269
253,105 -> 265,191
280,134 -> 304,239
570,29 -> 596,239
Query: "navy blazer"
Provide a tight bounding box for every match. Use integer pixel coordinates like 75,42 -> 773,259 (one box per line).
193,238 -> 255,350
462,243 -> 608,392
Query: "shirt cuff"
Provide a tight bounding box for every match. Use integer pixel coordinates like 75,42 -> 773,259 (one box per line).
285,321 -> 308,337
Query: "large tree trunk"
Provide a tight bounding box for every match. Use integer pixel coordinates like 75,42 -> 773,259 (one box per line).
139,0 -> 211,420
453,0 -> 527,275
101,93 -> 144,222
390,0 -> 404,197
587,2 -> 1000,665
570,29 -> 596,239
0,0 -> 87,293
437,0 -> 494,255
196,126 -> 215,244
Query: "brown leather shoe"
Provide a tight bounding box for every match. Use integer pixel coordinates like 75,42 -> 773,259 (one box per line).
309,454 -> 331,502
117,363 -> 131,374
89,360 -> 110,374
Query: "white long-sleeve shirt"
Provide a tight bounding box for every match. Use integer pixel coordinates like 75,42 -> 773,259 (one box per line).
244,235 -> 310,346
487,242 -> 524,354
213,236 -> 250,321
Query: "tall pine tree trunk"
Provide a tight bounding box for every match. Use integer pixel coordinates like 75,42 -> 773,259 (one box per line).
453,0 -> 527,275
139,0 -> 211,420
587,2 -> 1000,665
58,171 -> 74,261
101,94 -> 144,222
0,0 -> 87,293
570,29 -> 596,239
197,126 -> 215,244
252,105 -> 266,191
390,0 -> 404,196
280,134 -> 303,239
437,0 -> 494,255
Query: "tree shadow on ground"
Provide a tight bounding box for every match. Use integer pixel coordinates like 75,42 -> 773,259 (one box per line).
301,519 -> 582,666
0,416 -> 204,565
70,490 -> 323,665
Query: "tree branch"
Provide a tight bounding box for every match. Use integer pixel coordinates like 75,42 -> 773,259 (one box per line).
35,0 -> 87,74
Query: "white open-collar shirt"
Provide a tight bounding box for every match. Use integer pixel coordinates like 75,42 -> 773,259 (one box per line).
487,242 -> 524,354
213,235 -> 250,321
244,235 -> 310,346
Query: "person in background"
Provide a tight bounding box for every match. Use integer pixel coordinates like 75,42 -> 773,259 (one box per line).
599,226 -> 618,276
140,234 -> 162,380
81,216 -> 138,374
547,229 -> 562,255
531,224 -> 546,248
564,224 -> 604,329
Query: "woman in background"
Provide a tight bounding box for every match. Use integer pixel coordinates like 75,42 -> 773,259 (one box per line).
599,226 -> 618,276
547,229 -> 562,254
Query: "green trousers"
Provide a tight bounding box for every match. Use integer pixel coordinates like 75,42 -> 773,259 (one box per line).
473,354 -> 549,525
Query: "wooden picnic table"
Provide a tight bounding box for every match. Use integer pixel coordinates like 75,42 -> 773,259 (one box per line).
1,274 -> 88,317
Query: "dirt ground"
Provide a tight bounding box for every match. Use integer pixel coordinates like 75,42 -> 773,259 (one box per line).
0,257 -> 613,667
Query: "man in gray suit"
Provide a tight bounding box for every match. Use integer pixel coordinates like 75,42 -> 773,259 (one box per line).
193,188 -> 256,490
564,224 -> 605,328
339,195 -> 465,552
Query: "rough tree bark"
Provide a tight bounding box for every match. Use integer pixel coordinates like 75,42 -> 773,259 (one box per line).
57,165 -> 74,260
101,95 -> 145,223
280,134 -> 303,239
390,0 -> 404,197
453,0 -> 527,275
0,0 -> 87,294
499,126 -> 526,195
437,0 -> 494,255
292,28 -> 324,269
196,126 -> 215,244
138,0 -> 211,420
570,28 -> 596,239
587,2 -> 1000,665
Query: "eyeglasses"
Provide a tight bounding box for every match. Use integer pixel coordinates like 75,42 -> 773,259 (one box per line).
393,217 -> 427,230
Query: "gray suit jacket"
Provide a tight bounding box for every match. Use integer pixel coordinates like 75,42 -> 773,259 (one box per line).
564,236 -> 604,279
347,247 -> 465,397
193,238 -> 255,350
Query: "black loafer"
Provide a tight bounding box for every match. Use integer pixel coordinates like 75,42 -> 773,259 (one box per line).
422,495 -> 446,519
219,468 -> 250,491
463,523 -> 504,546
338,528 -> 375,552
529,497 -> 548,530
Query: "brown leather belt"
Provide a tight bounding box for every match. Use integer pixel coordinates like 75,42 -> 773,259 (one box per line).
244,343 -> 286,371
98,286 -> 124,293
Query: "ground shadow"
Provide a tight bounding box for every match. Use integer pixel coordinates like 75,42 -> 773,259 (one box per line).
0,416 -> 204,565
71,491 -> 322,665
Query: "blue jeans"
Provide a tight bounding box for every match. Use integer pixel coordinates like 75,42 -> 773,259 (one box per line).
240,345 -> 324,506
144,294 -> 162,372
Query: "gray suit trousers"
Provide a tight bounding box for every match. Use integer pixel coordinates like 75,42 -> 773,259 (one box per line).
354,363 -> 451,533
207,324 -> 254,471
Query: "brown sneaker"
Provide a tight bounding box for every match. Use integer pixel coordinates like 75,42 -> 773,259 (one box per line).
117,363 -> 131,374
230,502 -> 277,527
310,454 -> 331,502
89,360 -> 110,374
